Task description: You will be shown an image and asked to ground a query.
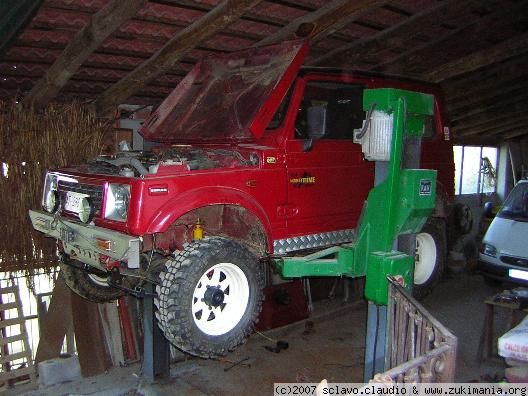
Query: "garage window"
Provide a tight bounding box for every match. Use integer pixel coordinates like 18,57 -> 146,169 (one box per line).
454,145 -> 498,195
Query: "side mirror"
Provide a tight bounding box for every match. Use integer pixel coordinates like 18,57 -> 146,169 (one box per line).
483,201 -> 494,218
303,106 -> 326,152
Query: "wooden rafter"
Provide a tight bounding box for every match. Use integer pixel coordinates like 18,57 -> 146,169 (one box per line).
449,88 -> 528,121
254,0 -> 387,47
23,0 -> 147,108
94,0 -> 262,114
374,0 -> 526,74
446,73 -> 528,109
442,53 -> 528,96
455,111 -> 528,137
0,0 -> 44,59
458,118 -> 528,139
309,0 -> 462,66
504,128 -> 528,140
426,32 -> 528,82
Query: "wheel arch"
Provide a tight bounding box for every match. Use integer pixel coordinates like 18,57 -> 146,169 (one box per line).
145,187 -> 272,254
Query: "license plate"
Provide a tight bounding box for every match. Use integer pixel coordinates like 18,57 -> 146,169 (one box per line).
64,192 -> 89,213
509,269 -> 528,281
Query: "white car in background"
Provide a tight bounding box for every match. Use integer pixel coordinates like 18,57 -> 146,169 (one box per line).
479,179 -> 528,285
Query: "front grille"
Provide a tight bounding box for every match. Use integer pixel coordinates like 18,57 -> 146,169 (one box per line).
58,180 -> 104,216
500,255 -> 528,267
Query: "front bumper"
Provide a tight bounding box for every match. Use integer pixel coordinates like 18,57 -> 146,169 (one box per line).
29,210 -> 141,270
478,257 -> 528,286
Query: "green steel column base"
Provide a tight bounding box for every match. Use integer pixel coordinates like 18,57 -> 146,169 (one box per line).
364,251 -> 413,305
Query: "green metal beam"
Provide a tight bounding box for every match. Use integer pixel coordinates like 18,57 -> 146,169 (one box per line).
274,88 -> 437,305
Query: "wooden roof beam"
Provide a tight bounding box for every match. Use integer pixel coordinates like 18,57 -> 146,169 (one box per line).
442,53 -> 528,97
23,0 -> 147,109
455,112 -> 528,137
449,88 -> 528,121
255,0 -> 387,47
460,118 -> 528,138
446,72 -> 528,109
374,1 -> 527,74
426,31 -> 528,82
309,0 -> 462,66
94,0 -> 262,114
504,128 -> 528,140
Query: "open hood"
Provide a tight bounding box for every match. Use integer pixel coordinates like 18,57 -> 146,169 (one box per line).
140,40 -> 308,143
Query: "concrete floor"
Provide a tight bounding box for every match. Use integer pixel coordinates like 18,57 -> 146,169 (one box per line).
16,271 -> 510,395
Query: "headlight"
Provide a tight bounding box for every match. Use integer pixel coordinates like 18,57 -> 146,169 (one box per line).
105,184 -> 130,222
481,243 -> 497,257
42,174 -> 59,213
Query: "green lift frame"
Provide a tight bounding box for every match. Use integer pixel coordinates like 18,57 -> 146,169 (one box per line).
273,88 -> 437,379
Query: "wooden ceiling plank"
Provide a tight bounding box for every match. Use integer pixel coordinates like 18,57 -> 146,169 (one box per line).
446,71 -> 528,107
94,0 -> 262,114
504,128 -> 528,140
455,112 -> 528,137
0,0 -> 45,58
449,88 -> 528,121
453,100 -> 528,127
254,0 -> 386,47
460,118 -> 528,138
23,0 -> 147,108
442,53 -> 528,96
309,0 -> 463,66
374,0 -> 525,74
426,31 -> 528,82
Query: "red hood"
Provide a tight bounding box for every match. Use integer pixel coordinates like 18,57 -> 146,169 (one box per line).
140,40 -> 308,143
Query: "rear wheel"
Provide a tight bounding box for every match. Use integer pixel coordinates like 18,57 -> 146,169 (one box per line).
155,237 -> 264,358
60,258 -> 124,303
413,220 -> 446,299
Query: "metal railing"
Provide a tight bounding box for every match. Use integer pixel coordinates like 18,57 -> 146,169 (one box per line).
381,276 -> 457,383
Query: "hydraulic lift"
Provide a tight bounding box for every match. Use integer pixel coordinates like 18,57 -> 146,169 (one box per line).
273,88 -> 437,381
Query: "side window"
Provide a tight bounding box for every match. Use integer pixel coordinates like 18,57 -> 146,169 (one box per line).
295,82 -> 365,140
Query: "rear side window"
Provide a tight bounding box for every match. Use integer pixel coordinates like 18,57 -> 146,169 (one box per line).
295,82 -> 364,140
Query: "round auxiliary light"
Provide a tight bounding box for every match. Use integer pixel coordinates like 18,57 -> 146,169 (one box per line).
44,190 -> 59,213
78,197 -> 93,224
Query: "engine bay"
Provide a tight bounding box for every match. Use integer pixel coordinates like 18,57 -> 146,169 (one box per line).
82,146 -> 257,178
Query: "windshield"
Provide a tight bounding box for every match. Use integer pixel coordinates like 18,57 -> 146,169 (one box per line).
498,182 -> 528,222
140,41 -> 307,142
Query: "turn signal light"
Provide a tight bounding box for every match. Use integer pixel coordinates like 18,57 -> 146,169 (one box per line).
96,238 -> 113,251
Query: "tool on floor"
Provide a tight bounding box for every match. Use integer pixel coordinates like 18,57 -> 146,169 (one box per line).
264,340 -> 289,353
223,357 -> 253,372
273,88 -> 437,381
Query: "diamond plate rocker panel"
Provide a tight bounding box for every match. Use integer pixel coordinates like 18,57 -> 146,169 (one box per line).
273,229 -> 356,255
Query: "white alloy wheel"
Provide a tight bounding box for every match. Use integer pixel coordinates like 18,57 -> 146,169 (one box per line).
414,232 -> 437,285
191,262 -> 250,336
87,272 -> 110,287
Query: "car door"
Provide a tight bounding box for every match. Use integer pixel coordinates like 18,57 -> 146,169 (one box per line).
284,79 -> 375,239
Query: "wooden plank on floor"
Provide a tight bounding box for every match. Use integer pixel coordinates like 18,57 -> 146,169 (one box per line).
71,292 -> 111,377
34,276 -> 72,364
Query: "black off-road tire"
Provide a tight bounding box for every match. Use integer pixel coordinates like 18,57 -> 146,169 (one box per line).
60,259 -> 124,303
155,237 -> 264,358
413,219 -> 447,300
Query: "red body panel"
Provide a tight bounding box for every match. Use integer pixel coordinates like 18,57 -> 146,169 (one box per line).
53,67 -> 454,255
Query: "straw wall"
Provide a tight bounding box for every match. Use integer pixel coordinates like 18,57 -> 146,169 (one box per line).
0,101 -> 111,273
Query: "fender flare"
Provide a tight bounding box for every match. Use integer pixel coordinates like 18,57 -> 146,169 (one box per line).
145,187 -> 273,247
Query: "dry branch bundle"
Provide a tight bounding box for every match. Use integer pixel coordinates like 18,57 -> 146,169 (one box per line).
0,101 -> 111,273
